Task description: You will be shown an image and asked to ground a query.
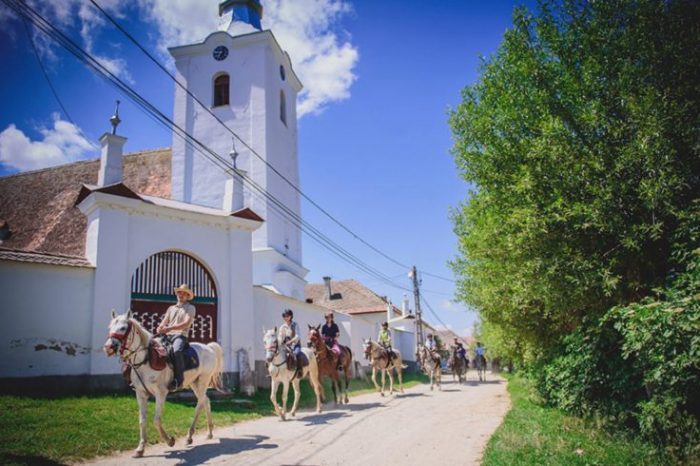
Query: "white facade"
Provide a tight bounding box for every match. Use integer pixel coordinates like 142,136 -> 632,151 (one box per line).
169,28 -> 306,300
78,190 -> 262,376
0,261 -> 94,377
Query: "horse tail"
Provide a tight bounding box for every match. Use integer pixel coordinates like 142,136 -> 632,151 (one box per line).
345,346 -> 353,377
208,342 -> 226,393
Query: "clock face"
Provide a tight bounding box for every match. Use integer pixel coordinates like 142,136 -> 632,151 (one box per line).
213,45 -> 229,61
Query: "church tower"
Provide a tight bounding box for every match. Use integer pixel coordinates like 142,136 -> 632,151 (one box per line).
169,0 -> 308,299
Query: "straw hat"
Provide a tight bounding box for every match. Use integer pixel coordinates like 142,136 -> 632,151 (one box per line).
173,284 -> 194,301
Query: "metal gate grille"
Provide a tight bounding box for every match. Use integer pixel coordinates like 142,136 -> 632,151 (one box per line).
130,251 -> 218,343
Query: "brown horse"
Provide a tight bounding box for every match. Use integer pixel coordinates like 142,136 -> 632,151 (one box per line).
307,325 -> 353,404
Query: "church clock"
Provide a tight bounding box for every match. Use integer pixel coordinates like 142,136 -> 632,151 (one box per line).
212,45 -> 229,61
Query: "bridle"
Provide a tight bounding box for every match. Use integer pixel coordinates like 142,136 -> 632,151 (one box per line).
265,335 -> 287,367
109,318 -> 147,366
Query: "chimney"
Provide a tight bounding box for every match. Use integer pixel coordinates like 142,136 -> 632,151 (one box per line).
323,276 -> 332,300
97,101 -> 126,187
387,299 -> 393,324
223,168 -> 246,212
402,293 -> 410,316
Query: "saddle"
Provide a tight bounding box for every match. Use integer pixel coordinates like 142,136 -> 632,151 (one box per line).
151,337 -> 200,372
286,349 -> 309,371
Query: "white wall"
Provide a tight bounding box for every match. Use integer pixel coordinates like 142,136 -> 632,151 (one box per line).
0,261 -> 94,377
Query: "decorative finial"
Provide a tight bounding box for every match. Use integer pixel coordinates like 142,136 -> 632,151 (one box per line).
110,100 -> 121,135
229,137 -> 239,169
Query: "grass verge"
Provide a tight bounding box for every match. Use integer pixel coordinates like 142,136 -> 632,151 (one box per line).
0,372 -> 426,465
482,374 -> 669,465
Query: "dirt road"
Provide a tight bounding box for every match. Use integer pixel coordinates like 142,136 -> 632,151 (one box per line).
84,372 -> 510,466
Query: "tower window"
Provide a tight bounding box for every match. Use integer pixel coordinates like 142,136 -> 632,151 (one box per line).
280,89 -> 287,125
213,74 -> 230,107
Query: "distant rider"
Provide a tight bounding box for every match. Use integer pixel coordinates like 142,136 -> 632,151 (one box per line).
321,311 -> 343,369
378,321 -> 396,366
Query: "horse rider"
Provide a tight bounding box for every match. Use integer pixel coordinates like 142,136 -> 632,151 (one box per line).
156,283 -> 196,391
321,311 -> 343,369
278,309 -> 303,377
378,321 -> 396,366
425,334 -> 439,363
475,341 -> 486,365
454,338 -> 468,367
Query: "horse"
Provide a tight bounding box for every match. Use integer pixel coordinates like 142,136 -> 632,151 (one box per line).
418,346 -> 442,391
449,346 -> 467,384
362,338 -> 405,396
474,353 -> 487,382
307,325 -> 353,405
263,328 -> 323,420
103,310 -> 225,458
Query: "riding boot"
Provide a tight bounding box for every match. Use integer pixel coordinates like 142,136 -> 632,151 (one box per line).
170,351 -> 185,391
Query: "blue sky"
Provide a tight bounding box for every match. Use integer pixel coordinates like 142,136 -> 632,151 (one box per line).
0,0 -> 535,336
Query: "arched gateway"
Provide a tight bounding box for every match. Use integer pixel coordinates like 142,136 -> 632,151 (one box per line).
129,251 -> 218,343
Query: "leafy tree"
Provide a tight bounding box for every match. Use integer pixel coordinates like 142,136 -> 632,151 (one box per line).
449,0 -> 700,358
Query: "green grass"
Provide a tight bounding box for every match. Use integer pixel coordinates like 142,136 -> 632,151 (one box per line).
0,372 -> 426,465
482,374 -> 669,466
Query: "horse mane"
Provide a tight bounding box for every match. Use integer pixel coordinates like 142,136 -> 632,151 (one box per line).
129,317 -> 151,342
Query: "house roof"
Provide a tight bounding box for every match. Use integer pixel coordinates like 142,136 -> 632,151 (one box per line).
0,148 -> 171,259
304,279 -> 402,317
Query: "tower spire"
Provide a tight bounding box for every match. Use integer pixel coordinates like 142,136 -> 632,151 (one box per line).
218,0 -> 263,33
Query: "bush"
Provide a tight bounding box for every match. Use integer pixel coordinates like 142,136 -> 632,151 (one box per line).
539,250 -> 700,461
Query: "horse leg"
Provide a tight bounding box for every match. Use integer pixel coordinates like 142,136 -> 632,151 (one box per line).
153,390 -> 175,447
134,390 -> 149,457
281,380 -> 290,419
397,367 -> 404,393
387,369 -> 394,394
290,378 -> 301,416
331,375 -> 339,405
186,379 -> 210,444
342,365 -> 350,403
371,366 -> 381,395
270,379 -> 284,420
380,368 -> 387,396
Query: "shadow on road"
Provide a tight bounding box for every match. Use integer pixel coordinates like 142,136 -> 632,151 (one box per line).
464,380 -> 503,386
393,392 -> 425,399
156,435 -> 277,465
343,402 -> 383,411
301,411 -> 348,426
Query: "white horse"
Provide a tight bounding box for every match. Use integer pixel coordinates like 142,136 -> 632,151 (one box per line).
263,328 -> 323,420
418,346 -> 442,391
362,338 -> 405,396
104,310 -> 225,458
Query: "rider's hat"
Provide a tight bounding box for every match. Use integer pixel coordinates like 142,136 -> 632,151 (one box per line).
427,333 -> 433,338
282,308 -> 294,318
173,284 -> 194,301
381,321 -> 388,328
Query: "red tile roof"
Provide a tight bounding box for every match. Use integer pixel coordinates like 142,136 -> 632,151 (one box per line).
0,247 -> 93,268
0,148 -> 171,259
304,279 -> 402,316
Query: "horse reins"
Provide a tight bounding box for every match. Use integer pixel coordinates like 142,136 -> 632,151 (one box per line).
111,319 -> 153,396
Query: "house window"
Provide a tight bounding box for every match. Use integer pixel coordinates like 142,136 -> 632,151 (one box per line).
213,74 -> 230,107
280,89 -> 287,125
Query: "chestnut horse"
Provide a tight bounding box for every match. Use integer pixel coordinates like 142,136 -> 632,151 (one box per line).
104,310 -> 225,458
307,325 -> 353,404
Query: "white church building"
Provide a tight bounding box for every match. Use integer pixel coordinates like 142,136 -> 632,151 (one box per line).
0,0 -> 418,394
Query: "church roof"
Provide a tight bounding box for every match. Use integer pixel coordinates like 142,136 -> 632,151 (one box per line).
304,279 -> 402,317
0,148 -> 171,260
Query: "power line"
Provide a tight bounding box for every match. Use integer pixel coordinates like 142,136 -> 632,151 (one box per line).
87,0 -> 411,271
421,271 -> 456,283
3,0 -> 414,294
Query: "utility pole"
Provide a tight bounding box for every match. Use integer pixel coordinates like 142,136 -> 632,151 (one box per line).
410,265 -> 424,350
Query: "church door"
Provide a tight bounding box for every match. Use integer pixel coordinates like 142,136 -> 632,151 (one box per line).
130,251 -> 217,343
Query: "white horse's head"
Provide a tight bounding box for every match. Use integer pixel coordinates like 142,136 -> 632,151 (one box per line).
104,309 -> 134,357
263,328 -> 280,363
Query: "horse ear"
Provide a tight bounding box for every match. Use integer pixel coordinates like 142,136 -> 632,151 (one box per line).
308,324 -> 313,330
111,308 -> 116,319
274,326 -> 277,333
126,308 -> 133,319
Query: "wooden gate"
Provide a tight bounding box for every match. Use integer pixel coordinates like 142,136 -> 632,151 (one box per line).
130,251 -> 217,343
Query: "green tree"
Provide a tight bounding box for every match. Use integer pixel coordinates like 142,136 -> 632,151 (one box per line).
449,0 -> 700,360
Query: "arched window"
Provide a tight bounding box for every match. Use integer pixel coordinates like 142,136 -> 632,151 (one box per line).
280,89 -> 287,125
213,74 -> 230,107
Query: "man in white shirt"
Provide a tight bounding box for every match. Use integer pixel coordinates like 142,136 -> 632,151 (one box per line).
157,284 -> 196,391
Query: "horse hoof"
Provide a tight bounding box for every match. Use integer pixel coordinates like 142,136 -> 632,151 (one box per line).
168,437 -> 175,447
133,450 -> 144,458
186,437 -> 193,445
207,434 -> 213,440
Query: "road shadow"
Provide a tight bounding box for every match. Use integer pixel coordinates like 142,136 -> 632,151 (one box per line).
465,379 -> 503,386
300,410 -> 348,426
393,392 -> 425,399
156,435 -> 277,465
343,402 -> 383,412
438,388 -> 462,392
0,453 -> 65,466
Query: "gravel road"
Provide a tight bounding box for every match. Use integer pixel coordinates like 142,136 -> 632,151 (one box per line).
83,372 -> 510,466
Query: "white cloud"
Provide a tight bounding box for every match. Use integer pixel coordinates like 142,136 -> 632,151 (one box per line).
140,0 -> 359,117
0,115 -> 97,172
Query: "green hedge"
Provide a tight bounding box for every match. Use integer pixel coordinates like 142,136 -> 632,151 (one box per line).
538,251 -> 700,461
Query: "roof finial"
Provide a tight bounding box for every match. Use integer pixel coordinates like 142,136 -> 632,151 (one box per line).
110,100 -> 121,135
229,137 -> 239,169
